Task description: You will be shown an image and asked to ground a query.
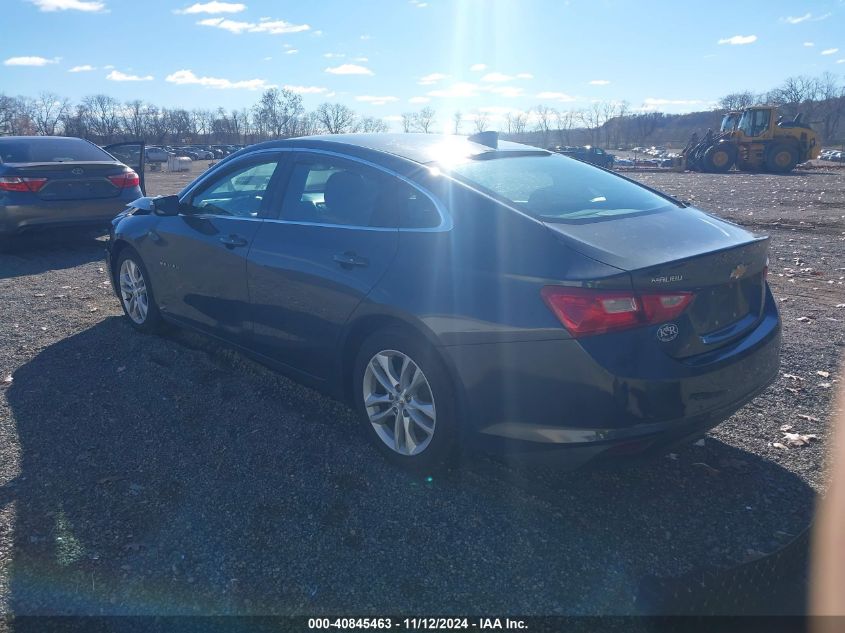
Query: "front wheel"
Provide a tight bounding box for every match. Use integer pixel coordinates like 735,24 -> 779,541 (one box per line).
353,328 -> 459,470
115,249 -> 164,333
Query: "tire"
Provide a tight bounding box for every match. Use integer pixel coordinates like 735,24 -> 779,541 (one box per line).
352,328 -> 459,470
765,143 -> 799,173
702,144 -> 736,173
115,248 -> 165,334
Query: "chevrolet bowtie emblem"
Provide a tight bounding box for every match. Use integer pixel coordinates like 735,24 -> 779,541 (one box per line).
730,264 -> 748,280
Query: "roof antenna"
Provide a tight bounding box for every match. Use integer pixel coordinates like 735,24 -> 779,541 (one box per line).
468,130 -> 498,149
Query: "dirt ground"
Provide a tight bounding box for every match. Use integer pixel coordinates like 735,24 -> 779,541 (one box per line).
0,164 -> 842,616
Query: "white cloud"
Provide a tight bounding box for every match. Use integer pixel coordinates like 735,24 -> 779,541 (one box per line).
325,63 -> 373,75
174,2 -> 245,14
198,17 -> 310,35
68,64 -> 95,72
536,91 -> 576,102
409,96 -> 430,104
3,56 -> 59,66
165,68 -> 273,90
427,82 -> 479,98
360,34 -> 372,40
821,48 -> 839,55
516,72 -> 533,79
28,0 -> 105,12
106,70 -> 153,81
263,56 -> 272,61
481,72 -> 514,82
409,0 -> 428,7
784,13 -> 811,24
837,59 -> 845,64
804,42 -> 815,47
589,79 -> 610,85
323,53 -> 345,58
717,34 -> 757,45
418,72 -> 448,85
469,63 -> 486,72
284,84 -> 327,94
285,49 -> 299,54
782,12 -> 831,24
487,85 -> 524,97
103,64 -> 114,69
353,57 -> 368,62
355,95 -> 399,105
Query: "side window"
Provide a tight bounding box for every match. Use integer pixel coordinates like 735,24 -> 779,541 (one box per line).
396,181 -> 441,229
280,157 -> 397,228
188,160 -> 279,218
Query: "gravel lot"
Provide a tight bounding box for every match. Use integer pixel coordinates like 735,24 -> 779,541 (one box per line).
0,164 -> 842,616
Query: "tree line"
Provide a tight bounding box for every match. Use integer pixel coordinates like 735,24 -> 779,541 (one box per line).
1,72 -> 843,147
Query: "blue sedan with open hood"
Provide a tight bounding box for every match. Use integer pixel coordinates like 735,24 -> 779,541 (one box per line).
106,133 -> 781,469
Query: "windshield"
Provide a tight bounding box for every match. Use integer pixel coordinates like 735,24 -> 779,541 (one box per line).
448,153 -> 675,221
0,138 -> 113,163
720,114 -> 739,132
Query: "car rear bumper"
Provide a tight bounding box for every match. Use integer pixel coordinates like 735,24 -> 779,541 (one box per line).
444,287 -> 781,463
0,194 -> 136,236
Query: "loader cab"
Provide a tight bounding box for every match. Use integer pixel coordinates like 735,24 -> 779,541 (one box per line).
720,112 -> 741,134
737,107 -> 774,139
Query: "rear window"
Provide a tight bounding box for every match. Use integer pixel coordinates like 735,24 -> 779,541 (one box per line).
448,153 -> 675,221
0,138 -> 112,163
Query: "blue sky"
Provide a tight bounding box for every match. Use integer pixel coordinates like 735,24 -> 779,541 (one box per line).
2,0 -> 844,131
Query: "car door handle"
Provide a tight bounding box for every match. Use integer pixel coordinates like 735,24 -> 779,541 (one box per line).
333,252 -> 369,268
219,234 -> 248,248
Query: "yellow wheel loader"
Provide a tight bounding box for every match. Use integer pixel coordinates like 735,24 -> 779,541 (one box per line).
683,105 -> 820,174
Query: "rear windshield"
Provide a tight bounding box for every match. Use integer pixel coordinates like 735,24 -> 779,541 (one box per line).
448,153 -> 675,221
0,138 -> 113,163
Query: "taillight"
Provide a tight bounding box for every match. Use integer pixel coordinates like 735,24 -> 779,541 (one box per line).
0,176 -> 48,192
108,170 -> 140,189
541,286 -> 694,337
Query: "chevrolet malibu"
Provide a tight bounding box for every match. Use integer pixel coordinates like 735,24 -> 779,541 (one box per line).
106,133 -> 781,469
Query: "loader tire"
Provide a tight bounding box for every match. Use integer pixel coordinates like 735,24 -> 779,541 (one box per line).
702,144 -> 736,173
765,144 -> 799,174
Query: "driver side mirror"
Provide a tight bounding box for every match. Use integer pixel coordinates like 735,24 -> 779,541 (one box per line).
153,195 -> 181,216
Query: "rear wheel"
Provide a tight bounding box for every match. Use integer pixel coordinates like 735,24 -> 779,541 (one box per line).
703,144 -> 736,173
765,143 -> 799,173
116,249 -> 164,333
353,328 -> 458,470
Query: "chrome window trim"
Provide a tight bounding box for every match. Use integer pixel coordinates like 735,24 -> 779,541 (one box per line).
184,146 -> 453,233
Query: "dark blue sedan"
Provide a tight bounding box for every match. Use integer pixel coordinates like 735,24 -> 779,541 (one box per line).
106,133 -> 781,469
0,136 -> 145,244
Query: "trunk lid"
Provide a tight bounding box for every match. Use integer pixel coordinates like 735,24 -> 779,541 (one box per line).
544,207 -> 769,358
4,161 -> 127,201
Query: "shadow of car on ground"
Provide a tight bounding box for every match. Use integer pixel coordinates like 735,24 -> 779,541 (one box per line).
1,317 -> 814,616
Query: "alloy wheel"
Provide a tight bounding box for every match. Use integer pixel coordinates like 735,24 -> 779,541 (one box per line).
362,350 -> 436,456
119,258 -> 149,325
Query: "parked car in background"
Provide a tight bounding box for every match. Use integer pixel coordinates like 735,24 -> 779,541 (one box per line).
107,133 -> 781,469
145,146 -> 172,163
555,145 -> 615,168
184,146 -> 215,160
0,136 -> 144,244
172,147 -> 200,161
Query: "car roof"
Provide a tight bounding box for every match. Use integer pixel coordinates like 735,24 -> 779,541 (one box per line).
0,135 -> 90,143
244,133 -> 547,166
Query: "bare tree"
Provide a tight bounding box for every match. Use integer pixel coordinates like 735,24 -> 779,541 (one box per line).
718,91 -> 758,111
316,102 -> 356,134
253,88 -> 305,139
82,94 -> 121,141
473,111 -> 489,133
355,115 -> 389,133
414,107 -> 436,133
452,111 -> 462,135
533,105 -> 555,147
32,92 -> 68,136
